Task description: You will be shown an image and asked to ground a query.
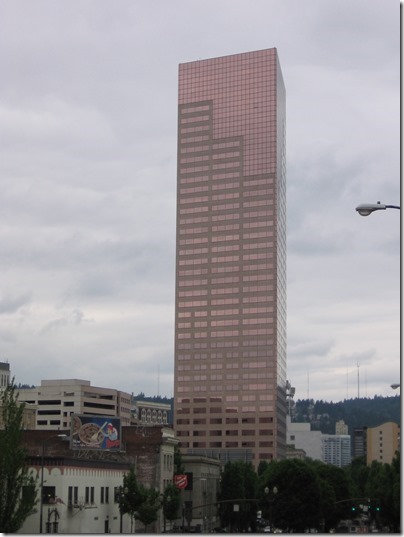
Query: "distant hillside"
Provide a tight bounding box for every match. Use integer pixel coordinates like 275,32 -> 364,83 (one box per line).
293,395 -> 400,435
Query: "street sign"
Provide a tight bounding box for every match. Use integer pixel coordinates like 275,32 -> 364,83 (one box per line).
174,474 -> 188,489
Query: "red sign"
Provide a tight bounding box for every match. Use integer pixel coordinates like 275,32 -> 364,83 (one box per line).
174,474 -> 188,489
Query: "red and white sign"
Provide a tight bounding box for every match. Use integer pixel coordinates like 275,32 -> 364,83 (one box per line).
174,474 -> 188,489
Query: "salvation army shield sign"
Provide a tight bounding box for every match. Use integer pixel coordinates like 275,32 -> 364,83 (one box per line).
174,474 -> 188,489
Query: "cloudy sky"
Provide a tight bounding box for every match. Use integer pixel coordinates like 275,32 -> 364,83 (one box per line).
1,0 -> 400,403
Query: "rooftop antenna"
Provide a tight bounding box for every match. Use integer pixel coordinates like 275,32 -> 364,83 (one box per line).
365,368 -> 368,398
157,365 -> 160,397
307,370 -> 310,400
357,362 -> 360,399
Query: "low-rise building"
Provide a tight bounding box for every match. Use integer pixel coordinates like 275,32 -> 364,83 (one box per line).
18,425 -> 178,534
180,455 -> 221,533
131,399 -> 171,427
17,379 -> 132,430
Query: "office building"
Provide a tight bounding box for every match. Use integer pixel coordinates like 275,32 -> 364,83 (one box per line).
17,379 -> 132,430
174,48 -> 287,465
322,434 -> 352,467
353,426 -> 367,459
366,421 -> 400,465
287,417 -> 322,461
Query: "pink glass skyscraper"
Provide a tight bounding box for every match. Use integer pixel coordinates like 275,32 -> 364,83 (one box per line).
174,48 -> 287,465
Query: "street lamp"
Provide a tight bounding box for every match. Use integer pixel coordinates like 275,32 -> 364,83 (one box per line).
355,202 -> 400,216
39,434 -> 67,533
391,383 -> 400,390
119,486 -> 129,533
264,486 -> 278,533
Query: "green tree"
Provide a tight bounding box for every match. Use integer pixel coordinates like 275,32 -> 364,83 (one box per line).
0,379 -> 37,532
217,461 -> 258,532
257,460 -> 269,477
174,445 -> 185,474
365,459 -> 399,532
119,465 -> 146,533
390,451 -> 400,533
260,459 -> 321,533
162,483 -> 181,529
345,456 -> 369,499
136,486 -> 160,531
308,460 -> 352,531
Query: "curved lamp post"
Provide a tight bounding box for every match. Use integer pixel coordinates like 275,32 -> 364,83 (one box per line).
355,202 -> 400,216
39,434 -> 67,533
264,486 -> 278,532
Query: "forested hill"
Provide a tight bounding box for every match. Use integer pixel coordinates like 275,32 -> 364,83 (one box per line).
293,395 -> 400,435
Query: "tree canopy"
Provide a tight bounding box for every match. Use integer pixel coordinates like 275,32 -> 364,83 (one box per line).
0,380 -> 37,533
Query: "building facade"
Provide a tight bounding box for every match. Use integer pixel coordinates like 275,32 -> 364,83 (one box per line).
0,361 -> 10,391
18,426 -> 178,534
181,455 -> 221,533
335,419 -> 348,435
366,421 -> 400,465
322,434 -> 352,467
131,399 -> 171,426
352,426 -> 367,459
174,48 -> 287,466
17,379 -> 132,430
287,418 -> 322,461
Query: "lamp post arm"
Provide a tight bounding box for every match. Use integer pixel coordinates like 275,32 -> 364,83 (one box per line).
356,202 -> 400,216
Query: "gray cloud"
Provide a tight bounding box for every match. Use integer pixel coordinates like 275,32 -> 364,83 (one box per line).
0,0 -> 399,402
0,292 -> 31,314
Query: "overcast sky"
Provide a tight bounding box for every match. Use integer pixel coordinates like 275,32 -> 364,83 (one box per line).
1,0 -> 400,403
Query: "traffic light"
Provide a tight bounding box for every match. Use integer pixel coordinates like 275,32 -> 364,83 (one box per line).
351,506 -> 356,512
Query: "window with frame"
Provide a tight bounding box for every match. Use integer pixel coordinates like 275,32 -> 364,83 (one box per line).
85,486 -> 95,505
100,486 -> 109,504
68,486 -> 78,506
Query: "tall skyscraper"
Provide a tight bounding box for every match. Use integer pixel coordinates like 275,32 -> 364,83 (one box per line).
174,48 -> 286,465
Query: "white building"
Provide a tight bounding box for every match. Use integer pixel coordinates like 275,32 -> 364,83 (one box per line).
287,417 -> 322,461
18,426 -> 179,534
131,399 -> 171,426
19,460 -> 131,534
322,434 -> 351,467
17,379 -> 132,430
287,417 -> 352,467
